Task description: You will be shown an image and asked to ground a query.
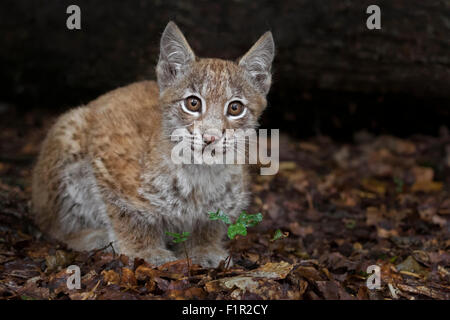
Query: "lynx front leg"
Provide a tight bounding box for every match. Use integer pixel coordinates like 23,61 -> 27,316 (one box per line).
107,204 -> 176,266
183,222 -> 230,268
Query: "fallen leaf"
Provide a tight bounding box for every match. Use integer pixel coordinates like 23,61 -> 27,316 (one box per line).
411,181 -> 443,193
248,261 -> 293,279
165,287 -> 207,300
279,161 -> 297,171
101,270 -> 120,285
135,265 -> 159,281
316,281 -> 355,300
121,267 -> 137,287
294,266 -> 324,281
288,222 -> 314,237
45,250 -> 75,272
397,284 -> 448,300
377,227 -> 398,238
386,137 -> 416,155
438,199 -> 450,215
396,256 -> 429,277
17,276 -> 50,300
411,166 -> 434,184
299,142 -> 319,153
361,178 -> 387,195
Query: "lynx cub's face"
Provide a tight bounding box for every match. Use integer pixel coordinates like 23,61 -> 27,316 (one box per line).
156,22 -> 275,152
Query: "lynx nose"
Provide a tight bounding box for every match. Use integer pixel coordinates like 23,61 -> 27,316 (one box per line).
203,133 -> 218,145
203,129 -> 223,145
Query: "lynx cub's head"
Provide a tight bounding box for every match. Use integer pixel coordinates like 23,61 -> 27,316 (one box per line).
156,21 -> 274,151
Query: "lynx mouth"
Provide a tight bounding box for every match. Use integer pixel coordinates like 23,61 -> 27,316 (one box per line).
188,140 -> 221,154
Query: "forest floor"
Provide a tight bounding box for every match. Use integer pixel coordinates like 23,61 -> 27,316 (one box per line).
0,108 -> 449,300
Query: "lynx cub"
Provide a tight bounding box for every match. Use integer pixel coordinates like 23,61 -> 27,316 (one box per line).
31,22 -> 275,267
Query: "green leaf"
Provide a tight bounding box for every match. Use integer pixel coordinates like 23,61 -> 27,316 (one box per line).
390,256 -> 398,263
208,210 -> 231,225
165,231 -> 189,243
237,212 -> 263,227
209,211 -> 263,240
345,219 -> 356,229
358,270 -> 370,278
227,223 -> 247,240
270,229 -> 289,242
165,231 -> 178,238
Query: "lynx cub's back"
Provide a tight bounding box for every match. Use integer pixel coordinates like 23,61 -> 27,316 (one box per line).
32,22 -> 275,267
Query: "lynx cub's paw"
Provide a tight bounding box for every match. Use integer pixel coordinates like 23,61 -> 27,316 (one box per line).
189,246 -> 231,268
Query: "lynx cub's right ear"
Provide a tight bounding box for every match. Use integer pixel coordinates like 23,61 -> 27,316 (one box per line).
156,21 -> 195,91
239,32 -> 275,95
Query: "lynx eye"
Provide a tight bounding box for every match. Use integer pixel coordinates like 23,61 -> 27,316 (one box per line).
227,101 -> 245,118
184,96 -> 202,113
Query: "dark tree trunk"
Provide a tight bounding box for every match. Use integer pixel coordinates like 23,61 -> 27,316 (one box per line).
0,0 -> 449,138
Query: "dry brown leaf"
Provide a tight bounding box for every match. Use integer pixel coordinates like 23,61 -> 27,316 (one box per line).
288,221 -> 314,237
101,269 -> 120,285
377,227 -> 398,238
396,256 -> 429,277
397,284 -> 448,300
316,280 -> 355,300
135,265 -> 159,281
294,266 -> 324,281
206,276 -> 299,300
45,250 -> 75,272
411,181 -> 443,193
299,142 -> 319,153
279,161 -> 297,171
366,206 -> 384,226
17,276 -> 50,300
412,166 -> 434,184
248,261 -> 293,279
243,252 -> 260,264
361,178 -> 387,195
438,199 -> 450,215
121,267 -> 137,286
386,137 -> 416,155
165,287 -> 207,300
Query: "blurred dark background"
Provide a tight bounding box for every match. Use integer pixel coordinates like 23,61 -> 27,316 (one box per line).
0,0 -> 449,140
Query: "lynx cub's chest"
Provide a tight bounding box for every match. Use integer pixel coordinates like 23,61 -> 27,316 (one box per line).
139,163 -> 248,227
31,21 -> 274,267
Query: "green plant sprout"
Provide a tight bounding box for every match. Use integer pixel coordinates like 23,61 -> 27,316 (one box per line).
208,210 -> 263,240
393,176 -> 404,193
208,210 -> 263,270
165,231 -> 190,243
165,231 -> 191,276
208,209 -> 231,225
270,229 -> 289,242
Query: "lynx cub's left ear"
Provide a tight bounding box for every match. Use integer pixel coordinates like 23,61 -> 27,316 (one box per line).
156,21 -> 195,91
239,31 -> 275,95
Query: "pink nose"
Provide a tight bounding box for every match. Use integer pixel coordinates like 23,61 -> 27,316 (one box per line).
203,134 -> 218,144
